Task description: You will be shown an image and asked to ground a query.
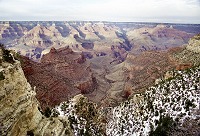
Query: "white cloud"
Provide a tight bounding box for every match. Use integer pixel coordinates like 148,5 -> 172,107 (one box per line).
0,0 -> 199,23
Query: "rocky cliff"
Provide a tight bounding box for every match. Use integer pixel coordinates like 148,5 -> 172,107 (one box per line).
52,94 -> 106,136
99,50 -> 178,106
0,47 -> 73,136
21,46 -> 97,110
99,34 -> 200,107
173,34 -> 200,66
104,34 -> 200,132
186,34 -> 200,53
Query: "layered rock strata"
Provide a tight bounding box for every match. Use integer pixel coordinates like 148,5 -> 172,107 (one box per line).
0,48 -> 72,136
21,46 -> 97,109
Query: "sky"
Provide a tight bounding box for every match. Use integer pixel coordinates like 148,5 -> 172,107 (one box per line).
0,0 -> 200,24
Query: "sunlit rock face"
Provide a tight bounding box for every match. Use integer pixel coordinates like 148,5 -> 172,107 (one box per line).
186,34 -> 200,53
173,34 -> 200,66
0,48 -> 72,136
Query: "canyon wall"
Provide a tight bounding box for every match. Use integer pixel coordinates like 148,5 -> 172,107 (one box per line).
0,48 -> 73,136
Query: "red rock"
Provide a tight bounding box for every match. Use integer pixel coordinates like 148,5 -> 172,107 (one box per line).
77,53 -> 86,64
21,46 -> 97,110
76,77 -> 97,94
49,47 -> 57,54
176,63 -> 193,71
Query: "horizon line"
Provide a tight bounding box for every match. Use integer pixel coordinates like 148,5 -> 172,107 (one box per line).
0,20 -> 200,25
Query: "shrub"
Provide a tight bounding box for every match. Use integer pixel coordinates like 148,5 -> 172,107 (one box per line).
155,110 -> 159,116
51,109 -> 60,117
13,52 -> 21,60
3,49 -> 14,63
184,99 -> 195,111
0,43 -> 14,64
27,130 -> 34,136
60,102 -> 68,111
0,43 -> 4,49
147,100 -> 154,111
149,115 -> 175,136
65,129 -> 70,135
44,107 -> 51,118
0,72 -> 5,80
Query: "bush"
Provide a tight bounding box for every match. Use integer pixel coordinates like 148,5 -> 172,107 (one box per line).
0,72 -> 5,80
123,90 -> 131,99
149,115 -> 175,136
27,130 -> 34,136
65,129 -> 70,135
51,109 -> 60,117
184,99 -> 195,111
3,49 -> 14,63
44,107 -> 51,118
0,43 -> 14,64
155,110 -> 159,116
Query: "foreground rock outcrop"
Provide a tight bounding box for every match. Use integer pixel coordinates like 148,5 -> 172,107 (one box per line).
0,47 -> 73,136
53,94 -> 107,136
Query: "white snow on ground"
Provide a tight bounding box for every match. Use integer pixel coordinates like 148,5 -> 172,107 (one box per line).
106,66 -> 200,136
51,66 -> 200,136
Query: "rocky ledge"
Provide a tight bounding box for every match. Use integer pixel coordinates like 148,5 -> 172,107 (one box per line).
0,47 -> 73,136
186,34 -> 200,53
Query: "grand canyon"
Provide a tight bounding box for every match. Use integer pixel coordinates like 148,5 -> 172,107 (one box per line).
0,21 -> 200,136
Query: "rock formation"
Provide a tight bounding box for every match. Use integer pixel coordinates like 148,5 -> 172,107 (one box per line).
9,24 -> 200,108
0,47 -> 73,136
173,34 -> 200,66
186,34 -> 200,53
127,24 -> 192,54
0,30 -> 200,136
21,46 -> 97,110
53,94 -> 107,135
18,24 -> 63,48
101,50 -> 178,106
0,22 -> 26,39
1,21 -> 197,62
100,34 -> 200,106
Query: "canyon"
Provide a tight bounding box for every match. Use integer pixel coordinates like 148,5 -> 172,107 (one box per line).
0,21 -> 200,135
21,46 -> 97,109
0,34 -> 199,135
1,22 -> 198,62
1,22 -> 200,108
